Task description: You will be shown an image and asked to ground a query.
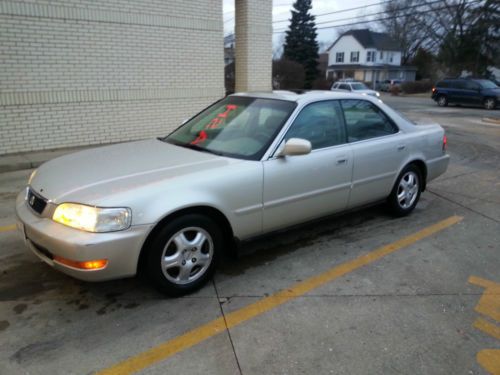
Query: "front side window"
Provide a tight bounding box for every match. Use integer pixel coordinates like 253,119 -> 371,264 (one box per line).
477,80 -> 498,89
336,52 -> 344,63
341,100 -> 398,142
166,96 -> 296,160
285,101 -> 346,150
350,51 -> 359,62
464,81 -> 480,90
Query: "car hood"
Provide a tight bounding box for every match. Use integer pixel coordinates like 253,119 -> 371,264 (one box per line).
30,139 -> 234,203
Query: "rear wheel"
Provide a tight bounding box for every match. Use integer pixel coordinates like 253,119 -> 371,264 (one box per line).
437,95 -> 448,107
146,214 -> 222,296
484,97 -> 496,110
387,165 -> 422,216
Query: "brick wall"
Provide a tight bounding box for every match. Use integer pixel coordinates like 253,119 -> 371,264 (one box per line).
0,0 -> 224,155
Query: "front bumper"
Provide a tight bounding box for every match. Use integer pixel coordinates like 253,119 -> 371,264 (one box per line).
15,190 -> 152,282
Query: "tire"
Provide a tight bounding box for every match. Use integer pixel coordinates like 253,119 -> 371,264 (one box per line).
387,164 -> 422,217
484,97 -> 496,110
437,95 -> 448,107
146,214 -> 223,296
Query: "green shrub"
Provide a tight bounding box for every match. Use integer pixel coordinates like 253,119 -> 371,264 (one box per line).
401,80 -> 434,94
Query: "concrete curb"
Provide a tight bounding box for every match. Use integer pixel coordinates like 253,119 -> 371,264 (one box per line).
482,117 -> 500,125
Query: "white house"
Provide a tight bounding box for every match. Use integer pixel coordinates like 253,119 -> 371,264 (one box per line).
326,29 -> 416,86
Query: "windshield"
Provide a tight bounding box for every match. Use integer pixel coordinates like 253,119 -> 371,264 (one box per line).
351,83 -> 368,90
165,96 -> 296,160
477,80 -> 498,89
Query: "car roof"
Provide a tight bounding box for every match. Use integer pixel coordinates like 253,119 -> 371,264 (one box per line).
232,90 -> 379,105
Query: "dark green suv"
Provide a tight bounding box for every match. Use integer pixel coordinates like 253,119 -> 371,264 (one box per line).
431,79 -> 499,109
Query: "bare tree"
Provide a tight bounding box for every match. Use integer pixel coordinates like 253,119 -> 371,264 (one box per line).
380,0 -> 433,65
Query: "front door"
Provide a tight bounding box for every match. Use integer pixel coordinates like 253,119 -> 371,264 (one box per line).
263,100 -> 352,232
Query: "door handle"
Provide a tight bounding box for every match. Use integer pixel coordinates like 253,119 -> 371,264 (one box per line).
336,158 -> 348,165
397,144 -> 406,151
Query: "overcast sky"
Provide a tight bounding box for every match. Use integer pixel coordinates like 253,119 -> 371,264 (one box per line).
223,0 -> 384,52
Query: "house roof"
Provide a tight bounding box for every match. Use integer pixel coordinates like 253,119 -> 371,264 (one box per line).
327,29 -> 401,52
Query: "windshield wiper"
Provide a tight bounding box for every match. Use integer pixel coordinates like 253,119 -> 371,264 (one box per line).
176,143 -> 225,156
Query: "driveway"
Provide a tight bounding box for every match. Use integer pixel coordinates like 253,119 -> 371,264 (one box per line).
0,96 -> 499,375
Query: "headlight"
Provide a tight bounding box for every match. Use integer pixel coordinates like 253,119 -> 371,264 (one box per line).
52,203 -> 131,232
375,92 -> 380,97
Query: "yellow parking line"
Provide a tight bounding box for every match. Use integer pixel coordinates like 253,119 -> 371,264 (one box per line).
0,224 -> 16,233
474,317 -> 500,340
477,349 -> 500,375
96,215 -> 463,375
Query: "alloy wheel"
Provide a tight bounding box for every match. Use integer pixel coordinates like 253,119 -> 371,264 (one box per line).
484,98 -> 495,110
161,227 -> 214,285
397,171 -> 419,209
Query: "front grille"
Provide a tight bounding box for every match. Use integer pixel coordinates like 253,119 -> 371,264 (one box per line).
27,188 -> 47,215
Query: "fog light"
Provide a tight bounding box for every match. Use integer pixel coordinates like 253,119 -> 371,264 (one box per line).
54,256 -> 108,270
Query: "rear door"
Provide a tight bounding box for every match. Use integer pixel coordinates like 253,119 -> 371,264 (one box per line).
340,99 -> 408,208
262,100 -> 352,232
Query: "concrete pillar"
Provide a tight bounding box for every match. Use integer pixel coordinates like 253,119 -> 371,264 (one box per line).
235,0 -> 272,92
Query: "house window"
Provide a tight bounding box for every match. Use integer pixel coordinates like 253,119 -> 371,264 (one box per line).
367,51 -> 375,62
350,51 -> 359,63
336,52 -> 344,63
389,53 -> 394,63
379,51 -> 383,59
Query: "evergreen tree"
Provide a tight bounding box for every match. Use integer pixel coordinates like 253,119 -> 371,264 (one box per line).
283,0 -> 319,88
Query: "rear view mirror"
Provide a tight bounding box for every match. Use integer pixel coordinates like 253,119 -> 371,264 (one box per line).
276,138 -> 312,157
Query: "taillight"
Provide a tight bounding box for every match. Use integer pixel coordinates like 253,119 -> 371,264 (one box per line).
432,87 -> 436,93
442,134 -> 447,152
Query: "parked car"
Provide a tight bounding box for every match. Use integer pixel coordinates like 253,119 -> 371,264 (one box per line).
431,78 -> 499,109
17,91 -> 449,295
379,79 -> 403,92
331,81 -> 380,97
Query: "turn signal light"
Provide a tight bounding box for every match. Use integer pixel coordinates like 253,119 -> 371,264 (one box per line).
54,256 -> 108,270
443,134 -> 447,152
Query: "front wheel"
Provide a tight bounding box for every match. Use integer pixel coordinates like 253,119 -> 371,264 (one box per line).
387,165 -> 422,216
484,98 -> 496,110
146,214 -> 222,296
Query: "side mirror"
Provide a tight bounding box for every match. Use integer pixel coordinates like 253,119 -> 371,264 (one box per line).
276,138 -> 312,157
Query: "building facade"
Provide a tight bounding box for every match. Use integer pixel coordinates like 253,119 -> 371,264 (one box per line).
326,29 -> 416,86
0,0 -> 272,155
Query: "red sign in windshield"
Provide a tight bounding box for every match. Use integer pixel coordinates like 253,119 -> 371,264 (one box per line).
191,104 -> 238,144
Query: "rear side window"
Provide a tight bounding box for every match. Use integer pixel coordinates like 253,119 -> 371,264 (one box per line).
341,100 -> 398,142
285,101 -> 346,149
464,81 -> 480,90
339,84 -> 351,91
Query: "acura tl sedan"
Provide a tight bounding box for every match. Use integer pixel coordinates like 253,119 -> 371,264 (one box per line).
16,91 -> 449,295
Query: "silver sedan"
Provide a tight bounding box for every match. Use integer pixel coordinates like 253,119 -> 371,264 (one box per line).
16,91 -> 449,295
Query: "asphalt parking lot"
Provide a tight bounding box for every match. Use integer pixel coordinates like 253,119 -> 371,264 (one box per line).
0,95 -> 499,375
